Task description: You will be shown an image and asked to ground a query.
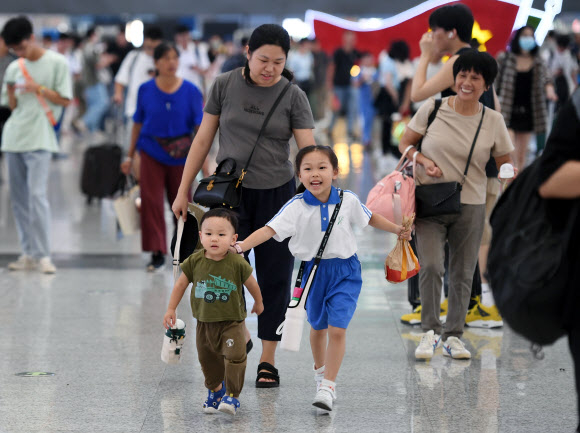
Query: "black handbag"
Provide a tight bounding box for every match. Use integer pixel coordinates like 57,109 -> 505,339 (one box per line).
193,81 -> 292,208
415,105 -> 485,218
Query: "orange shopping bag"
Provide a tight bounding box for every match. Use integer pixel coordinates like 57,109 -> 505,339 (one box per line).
385,214 -> 420,283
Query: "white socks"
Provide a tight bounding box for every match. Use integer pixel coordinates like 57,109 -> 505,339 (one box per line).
481,283 -> 495,307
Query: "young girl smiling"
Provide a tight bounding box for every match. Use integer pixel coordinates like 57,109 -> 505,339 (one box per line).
237,145 -> 409,411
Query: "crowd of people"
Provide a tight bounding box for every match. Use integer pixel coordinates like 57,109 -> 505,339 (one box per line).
0,6 -> 579,429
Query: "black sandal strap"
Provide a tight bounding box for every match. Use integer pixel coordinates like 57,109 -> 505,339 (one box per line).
257,361 -> 278,376
256,371 -> 279,381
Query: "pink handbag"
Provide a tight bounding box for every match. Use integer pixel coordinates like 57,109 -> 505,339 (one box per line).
366,146 -> 416,225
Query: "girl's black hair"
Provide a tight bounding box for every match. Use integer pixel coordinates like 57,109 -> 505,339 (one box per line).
200,208 -> 239,233
243,24 -> 294,85
452,49 -> 498,87
294,145 -> 339,176
510,26 -> 539,56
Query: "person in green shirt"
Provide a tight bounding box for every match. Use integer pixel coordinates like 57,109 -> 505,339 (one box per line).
163,208 -> 264,416
1,16 -> 72,274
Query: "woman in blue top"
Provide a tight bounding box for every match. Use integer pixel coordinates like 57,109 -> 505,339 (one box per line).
121,42 -> 204,271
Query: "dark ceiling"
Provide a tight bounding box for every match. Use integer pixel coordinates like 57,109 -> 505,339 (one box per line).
3,0 -> 579,17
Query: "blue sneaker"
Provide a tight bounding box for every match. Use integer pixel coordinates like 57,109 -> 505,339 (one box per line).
218,394 -> 240,415
203,382 -> 226,414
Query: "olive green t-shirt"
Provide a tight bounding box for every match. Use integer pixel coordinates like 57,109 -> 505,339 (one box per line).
181,250 -> 253,322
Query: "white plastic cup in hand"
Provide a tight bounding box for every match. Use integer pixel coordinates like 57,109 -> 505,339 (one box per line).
161,319 -> 186,364
499,163 -> 515,192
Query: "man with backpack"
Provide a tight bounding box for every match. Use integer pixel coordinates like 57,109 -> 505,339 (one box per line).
537,88 -> 580,433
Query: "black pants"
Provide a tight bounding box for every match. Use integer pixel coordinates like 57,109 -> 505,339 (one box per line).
570,325 -> 580,432
234,179 -> 296,341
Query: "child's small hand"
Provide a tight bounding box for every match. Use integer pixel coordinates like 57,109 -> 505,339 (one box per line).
229,241 -> 244,255
164,309 -> 176,329
398,225 -> 412,240
251,301 -> 264,315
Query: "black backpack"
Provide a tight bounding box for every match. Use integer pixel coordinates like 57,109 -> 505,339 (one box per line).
487,158 -> 579,345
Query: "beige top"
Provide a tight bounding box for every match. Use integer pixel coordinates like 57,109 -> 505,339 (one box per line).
407,97 -> 513,205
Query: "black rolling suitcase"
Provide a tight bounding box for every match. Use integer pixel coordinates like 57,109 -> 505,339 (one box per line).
80,143 -> 123,202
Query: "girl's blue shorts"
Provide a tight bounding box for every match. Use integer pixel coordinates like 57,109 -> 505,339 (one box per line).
303,255 -> 362,330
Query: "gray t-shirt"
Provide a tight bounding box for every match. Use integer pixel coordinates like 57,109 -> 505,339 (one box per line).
204,68 -> 314,189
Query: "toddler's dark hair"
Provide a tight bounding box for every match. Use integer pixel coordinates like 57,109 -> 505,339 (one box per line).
295,145 -> 339,176
200,208 -> 239,232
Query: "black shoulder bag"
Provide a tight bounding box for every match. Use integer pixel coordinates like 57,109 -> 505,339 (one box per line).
415,105 -> 485,218
193,81 -> 292,208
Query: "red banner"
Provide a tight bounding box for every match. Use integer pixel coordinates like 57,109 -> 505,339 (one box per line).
307,0 -> 521,59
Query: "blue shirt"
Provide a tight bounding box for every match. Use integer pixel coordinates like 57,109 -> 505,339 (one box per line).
133,79 -> 203,165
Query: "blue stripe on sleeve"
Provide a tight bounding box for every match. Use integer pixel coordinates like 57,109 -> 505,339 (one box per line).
344,190 -> 372,219
266,193 -> 304,226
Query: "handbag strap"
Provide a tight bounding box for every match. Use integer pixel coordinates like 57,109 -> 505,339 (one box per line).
414,98 -> 442,180
237,81 -> 293,186
293,190 -> 344,290
18,58 -> 57,127
461,106 -> 486,185
173,216 -> 185,281
416,98 -> 442,153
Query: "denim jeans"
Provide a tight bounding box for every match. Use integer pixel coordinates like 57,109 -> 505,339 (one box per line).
329,85 -> 359,136
6,151 -> 52,258
83,83 -> 110,132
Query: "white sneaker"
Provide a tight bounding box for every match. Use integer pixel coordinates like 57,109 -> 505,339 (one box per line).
314,364 -> 337,400
39,257 -> 57,274
415,330 -> 441,360
312,379 -> 336,411
443,337 -> 471,359
7,255 -> 37,271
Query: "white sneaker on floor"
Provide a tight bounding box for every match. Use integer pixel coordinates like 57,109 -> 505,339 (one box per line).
7,255 -> 37,271
314,364 -> 337,400
443,337 -> 471,359
312,379 -> 336,411
39,257 -> 57,274
415,330 -> 441,360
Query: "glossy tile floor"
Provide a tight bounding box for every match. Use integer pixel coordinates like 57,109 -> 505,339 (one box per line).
0,126 -> 576,433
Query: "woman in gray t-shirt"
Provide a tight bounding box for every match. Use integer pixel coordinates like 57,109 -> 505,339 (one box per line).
172,24 -> 315,389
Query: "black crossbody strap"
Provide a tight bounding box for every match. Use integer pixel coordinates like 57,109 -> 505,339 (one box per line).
461,106 -> 486,185
417,98 -> 442,152
237,81 -> 293,186
294,190 -> 344,289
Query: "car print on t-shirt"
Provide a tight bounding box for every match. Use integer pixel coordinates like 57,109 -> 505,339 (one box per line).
195,275 -> 238,303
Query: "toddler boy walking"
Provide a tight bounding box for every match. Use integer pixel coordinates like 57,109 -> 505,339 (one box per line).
164,208 -> 264,415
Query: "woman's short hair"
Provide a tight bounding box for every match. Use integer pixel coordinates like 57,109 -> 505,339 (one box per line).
428,4 -> 474,43
452,50 -> 498,87
509,26 -> 539,56
153,41 -> 179,62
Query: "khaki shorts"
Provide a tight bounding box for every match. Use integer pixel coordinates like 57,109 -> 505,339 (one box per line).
481,178 -> 500,246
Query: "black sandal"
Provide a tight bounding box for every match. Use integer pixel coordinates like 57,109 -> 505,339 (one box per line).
255,362 -> 280,388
